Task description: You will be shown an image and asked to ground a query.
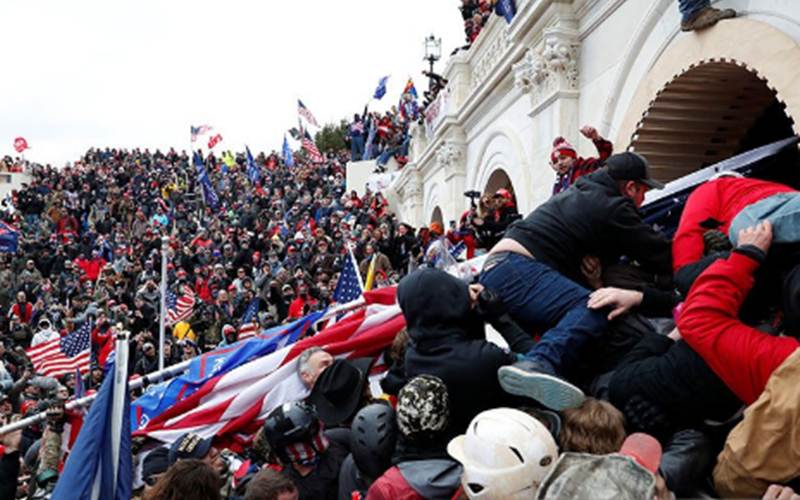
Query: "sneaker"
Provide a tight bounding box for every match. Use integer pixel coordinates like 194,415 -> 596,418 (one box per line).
681,7 -> 736,32
497,359 -> 585,411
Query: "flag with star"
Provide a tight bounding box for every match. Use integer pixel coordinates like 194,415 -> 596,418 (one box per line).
26,321 -> 92,378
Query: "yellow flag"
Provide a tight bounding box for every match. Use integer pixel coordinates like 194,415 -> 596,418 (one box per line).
364,254 -> 377,291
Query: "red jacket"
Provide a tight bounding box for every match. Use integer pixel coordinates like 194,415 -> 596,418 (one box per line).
75,257 -> 107,282
92,327 -> 114,368
672,178 -> 795,271
678,251 -> 799,405
288,296 -> 318,319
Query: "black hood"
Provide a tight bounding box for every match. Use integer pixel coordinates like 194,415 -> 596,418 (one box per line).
397,268 -> 470,342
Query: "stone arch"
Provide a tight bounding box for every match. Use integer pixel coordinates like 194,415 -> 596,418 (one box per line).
470,127 -> 531,211
424,182 -> 441,225
483,168 -> 517,204
609,17 -> 800,175
629,60 -> 795,182
430,206 -> 444,224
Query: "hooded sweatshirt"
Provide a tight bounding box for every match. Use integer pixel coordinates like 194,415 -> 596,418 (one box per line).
398,268 -> 531,436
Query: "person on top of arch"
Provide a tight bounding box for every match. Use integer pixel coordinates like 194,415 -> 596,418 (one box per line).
550,125 -> 613,196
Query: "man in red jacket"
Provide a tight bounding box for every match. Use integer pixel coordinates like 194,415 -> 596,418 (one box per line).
550,125 -> 613,196
678,220 -> 800,497
672,175 -> 795,292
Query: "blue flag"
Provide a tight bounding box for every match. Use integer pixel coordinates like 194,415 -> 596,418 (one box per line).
52,359 -> 131,500
130,311 -> 324,430
193,152 -> 219,209
245,146 -> 261,184
496,0 -> 517,23
373,75 -> 389,100
282,136 -> 294,167
0,221 -> 19,253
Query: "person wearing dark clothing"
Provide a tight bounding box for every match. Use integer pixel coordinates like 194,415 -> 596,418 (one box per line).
262,401 -> 348,500
397,268 -> 534,436
608,330 -> 742,439
480,152 -> 672,411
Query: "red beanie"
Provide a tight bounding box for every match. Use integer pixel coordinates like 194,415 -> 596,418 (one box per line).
551,136 -> 577,163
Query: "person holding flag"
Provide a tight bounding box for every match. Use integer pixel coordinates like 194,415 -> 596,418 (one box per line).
51,332 -> 132,500
282,135 -> 294,168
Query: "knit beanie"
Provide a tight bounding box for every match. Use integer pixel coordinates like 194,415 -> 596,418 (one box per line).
551,136 -> 577,163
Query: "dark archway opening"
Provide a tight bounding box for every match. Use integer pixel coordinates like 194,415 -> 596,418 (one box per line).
630,61 -> 797,186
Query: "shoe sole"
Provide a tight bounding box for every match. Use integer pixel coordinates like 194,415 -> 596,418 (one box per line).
498,365 -> 585,411
681,10 -> 736,31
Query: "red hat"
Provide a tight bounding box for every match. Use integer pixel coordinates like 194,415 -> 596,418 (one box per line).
619,433 -> 662,474
429,221 -> 444,236
551,136 -> 577,163
494,188 -> 512,201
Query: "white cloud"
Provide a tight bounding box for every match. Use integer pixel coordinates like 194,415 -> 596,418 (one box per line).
0,0 -> 465,164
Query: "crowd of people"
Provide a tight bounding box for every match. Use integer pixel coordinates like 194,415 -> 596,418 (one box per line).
3,2 -> 799,499
0,142 -> 519,498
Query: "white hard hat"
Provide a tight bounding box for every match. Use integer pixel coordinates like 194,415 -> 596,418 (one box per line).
448,408 -> 558,500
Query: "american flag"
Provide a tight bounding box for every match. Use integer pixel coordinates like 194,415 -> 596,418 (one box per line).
25,321 -> 91,378
167,285 -> 196,325
333,247 -> 364,303
297,100 -> 320,128
190,125 -> 213,142
302,131 -> 323,163
238,299 -> 260,341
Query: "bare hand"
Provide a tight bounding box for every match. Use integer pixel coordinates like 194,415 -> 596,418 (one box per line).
580,125 -> 599,141
737,220 -> 773,254
468,284 -> 484,309
588,287 -> 643,320
580,255 -> 603,290
763,485 -> 800,500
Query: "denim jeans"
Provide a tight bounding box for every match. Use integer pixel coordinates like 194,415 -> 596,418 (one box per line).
678,0 -> 710,21
480,253 -> 608,374
351,136 -> 365,162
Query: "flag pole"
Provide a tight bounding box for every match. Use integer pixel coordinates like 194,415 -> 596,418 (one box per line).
158,235 -> 169,371
109,329 -> 130,497
0,288 -> 380,436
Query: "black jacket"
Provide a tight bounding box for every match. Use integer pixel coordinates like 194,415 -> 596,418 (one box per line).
504,169 -> 672,282
398,269 -> 533,436
608,332 -> 741,439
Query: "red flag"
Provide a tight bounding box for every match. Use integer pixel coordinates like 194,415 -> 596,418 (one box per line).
13,137 -> 29,153
207,134 -> 223,149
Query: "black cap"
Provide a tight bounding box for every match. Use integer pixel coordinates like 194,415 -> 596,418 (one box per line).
606,152 -> 664,190
308,358 -> 373,426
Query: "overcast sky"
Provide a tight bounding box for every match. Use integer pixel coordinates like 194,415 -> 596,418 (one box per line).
0,1 -> 464,165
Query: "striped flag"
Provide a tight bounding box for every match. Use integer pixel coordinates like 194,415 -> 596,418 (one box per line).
238,299 -> 260,341
297,100 -> 320,128
333,246 -> 363,303
190,125 -> 213,142
26,321 -> 92,378
302,131 -> 323,163
135,288 -> 403,445
166,285 -> 196,325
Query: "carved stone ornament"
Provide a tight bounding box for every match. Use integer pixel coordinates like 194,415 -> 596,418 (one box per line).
435,141 -> 464,172
513,28 -> 579,100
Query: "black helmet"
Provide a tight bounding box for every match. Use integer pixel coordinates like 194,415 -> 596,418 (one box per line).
262,401 -> 320,462
350,403 -> 397,481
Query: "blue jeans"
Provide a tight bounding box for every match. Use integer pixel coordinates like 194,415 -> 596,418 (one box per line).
480,253 -> 608,374
351,136 -> 364,162
678,0 -> 710,21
